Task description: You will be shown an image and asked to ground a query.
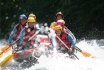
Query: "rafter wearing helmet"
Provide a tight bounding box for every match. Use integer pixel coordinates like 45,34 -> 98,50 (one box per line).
19,17 -> 40,46
8,14 -> 27,47
50,12 -> 65,30
56,12 -> 63,20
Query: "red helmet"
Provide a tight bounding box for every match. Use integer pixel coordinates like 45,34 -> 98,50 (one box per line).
56,12 -> 63,17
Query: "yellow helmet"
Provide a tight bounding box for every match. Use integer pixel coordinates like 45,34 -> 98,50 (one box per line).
54,25 -> 62,31
28,17 -> 36,23
28,13 -> 36,20
50,22 -> 57,29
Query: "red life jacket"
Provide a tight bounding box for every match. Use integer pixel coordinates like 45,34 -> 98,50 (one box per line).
23,26 -> 36,44
13,23 -> 25,40
56,32 -> 71,49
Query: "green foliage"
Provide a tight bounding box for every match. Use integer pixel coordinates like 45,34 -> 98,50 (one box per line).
0,0 -> 104,39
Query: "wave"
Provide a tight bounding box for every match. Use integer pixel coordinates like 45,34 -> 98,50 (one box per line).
0,39 -> 104,70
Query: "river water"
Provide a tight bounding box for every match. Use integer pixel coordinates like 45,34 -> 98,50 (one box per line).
0,39 -> 104,70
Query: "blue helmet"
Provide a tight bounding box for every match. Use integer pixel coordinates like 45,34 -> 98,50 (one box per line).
19,14 -> 27,20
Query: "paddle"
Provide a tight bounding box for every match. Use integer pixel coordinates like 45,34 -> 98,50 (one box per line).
63,26 -> 96,57
56,35 -> 79,60
56,34 -> 96,59
56,35 -> 93,57
0,51 -> 17,67
75,46 -> 96,58
1,45 -> 11,53
0,39 -> 18,58
0,46 -> 11,58
0,30 -> 40,67
75,46 -> 91,57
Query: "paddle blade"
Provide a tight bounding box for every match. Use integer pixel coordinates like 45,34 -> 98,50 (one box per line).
0,51 -> 3,58
1,45 -> 11,53
91,56 -> 96,58
0,54 -> 14,67
0,45 -> 12,58
81,51 -> 91,57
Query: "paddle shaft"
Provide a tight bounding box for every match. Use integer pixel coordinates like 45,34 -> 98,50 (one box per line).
0,30 -> 41,67
8,30 -> 40,55
56,35 -> 79,60
75,46 -> 82,52
56,36 -> 82,53
28,30 -> 41,41
63,28 -> 92,57
1,39 -> 18,53
63,26 -> 83,53
56,36 -> 70,50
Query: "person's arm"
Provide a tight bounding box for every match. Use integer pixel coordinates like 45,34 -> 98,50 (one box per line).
36,24 -> 40,30
19,28 -> 26,43
50,22 -> 57,29
67,33 -> 76,48
36,26 -> 40,31
8,26 -> 17,43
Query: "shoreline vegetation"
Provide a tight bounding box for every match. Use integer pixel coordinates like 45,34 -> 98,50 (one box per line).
0,0 -> 104,40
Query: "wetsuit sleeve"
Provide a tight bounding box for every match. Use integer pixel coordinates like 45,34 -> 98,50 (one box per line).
8,26 -> 17,43
36,26 -> 40,33
36,27 -> 40,31
19,28 -> 26,42
67,34 -> 76,48
36,24 -> 40,30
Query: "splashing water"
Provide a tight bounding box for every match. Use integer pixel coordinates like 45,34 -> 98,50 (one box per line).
0,39 -> 104,70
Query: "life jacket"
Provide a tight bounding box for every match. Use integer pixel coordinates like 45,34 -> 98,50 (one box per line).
56,32 -> 71,49
23,26 -> 36,44
13,23 -> 25,40
64,26 -> 76,43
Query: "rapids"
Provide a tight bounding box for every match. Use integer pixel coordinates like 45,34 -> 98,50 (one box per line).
0,39 -> 104,70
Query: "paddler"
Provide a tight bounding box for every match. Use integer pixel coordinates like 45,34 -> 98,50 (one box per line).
19,17 -> 40,49
54,25 -> 76,56
8,14 -> 27,47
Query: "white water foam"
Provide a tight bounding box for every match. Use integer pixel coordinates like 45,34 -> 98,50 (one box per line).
0,39 -> 104,70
